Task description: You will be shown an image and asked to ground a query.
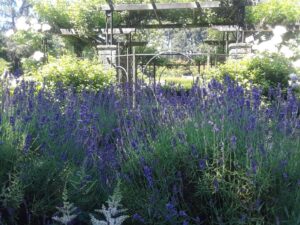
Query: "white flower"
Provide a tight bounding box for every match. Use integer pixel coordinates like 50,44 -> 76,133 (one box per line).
272,26 -> 287,37
32,23 -> 42,31
291,82 -> 300,89
245,35 -> 254,43
288,39 -> 297,45
5,29 -> 14,37
16,16 -> 30,31
293,59 -> 300,68
42,23 -> 51,32
253,41 -> 278,53
31,51 -> 44,61
270,35 -> 282,45
280,46 -> 294,58
289,73 -> 298,81
30,18 -> 39,25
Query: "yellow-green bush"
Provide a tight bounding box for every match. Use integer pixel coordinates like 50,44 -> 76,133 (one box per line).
207,57 -> 251,88
207,52 -> 295,93
248,53 -> 293,92
30,55 -> 115,91
0,58 -> 9,74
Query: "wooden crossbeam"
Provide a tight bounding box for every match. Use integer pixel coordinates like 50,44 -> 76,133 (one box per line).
212,25 -> 242,31
100,1 -> 220,11
115,22 -> 236,29
203,40 -> 235,45
117,41 -> 148,47
98,28 -> 136,34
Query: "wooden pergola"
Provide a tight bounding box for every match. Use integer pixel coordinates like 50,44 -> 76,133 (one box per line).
99,1 -> 247,45
94,1 -> 252,86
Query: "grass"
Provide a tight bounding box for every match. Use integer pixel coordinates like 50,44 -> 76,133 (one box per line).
162,76 -> 195,88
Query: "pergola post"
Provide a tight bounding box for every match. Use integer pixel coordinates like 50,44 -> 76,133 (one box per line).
117,43 -> 121,82
225,31 -> 229,55
207,52 -> 210,69
153,63 -> 156,88
132,47 -> 136,108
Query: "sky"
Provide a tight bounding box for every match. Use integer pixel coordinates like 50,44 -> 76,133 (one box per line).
0,0 -> 26,29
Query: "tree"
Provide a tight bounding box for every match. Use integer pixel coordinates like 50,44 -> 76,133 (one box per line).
0,0 -> 31,31
246,0 -> 300,27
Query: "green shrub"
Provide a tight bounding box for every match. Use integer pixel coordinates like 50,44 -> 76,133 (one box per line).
0,58 -> 9,74
207,52 -> 295,93
249,53 -> 294,92
21,57 -> 43,76
207,57 -> 251,88
30,55 -> 115,91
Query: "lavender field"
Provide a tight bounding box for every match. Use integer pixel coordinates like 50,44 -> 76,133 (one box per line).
0,77 -> 299,225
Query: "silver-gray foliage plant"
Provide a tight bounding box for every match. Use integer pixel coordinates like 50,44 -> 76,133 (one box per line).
52,188 -> 78,225
90,184 -> 129,225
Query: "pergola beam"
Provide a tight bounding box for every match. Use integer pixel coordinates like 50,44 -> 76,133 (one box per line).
98,28 -> 136,34
100,1 -> 221,11
115,23 -> 236,29
212,25 -> 242,31
117,41 -> 148,47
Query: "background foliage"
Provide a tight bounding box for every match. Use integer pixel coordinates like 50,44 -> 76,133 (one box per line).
207,52 -> 295,93
30,55 -> 115,91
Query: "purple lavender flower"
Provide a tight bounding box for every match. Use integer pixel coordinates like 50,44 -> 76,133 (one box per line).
279,160 -> 288,169
213,178 -> 219,192
252,87 -> 261,109
179,210 -> 187,217
133,213 -> 145,223
23,134 -> 32,154
254,199 -> 262,211
131,139 -> 138,150
182,220 -> 189,225
165,202 -> 178,221
213,124 -> 220,133
171,138 -> 177,147
199,159 -> 206,171
230,135 -> 237,149
282,172 -> 288,180
247,114 -> 256,131
143,165 -> 153,188
190,144 -> 198,157
177,132 -> 186,144
296,120 -> 300,129
9,116 -> 15,127
60,152 -> 68,162
251,159 -> 258,174
240,214 -> 247,223
166,202 -> 176,212
247,147 -> 254,158
245,99 -> 251,109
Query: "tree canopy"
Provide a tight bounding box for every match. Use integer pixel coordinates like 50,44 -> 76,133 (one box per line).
245,0 -> 300,26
